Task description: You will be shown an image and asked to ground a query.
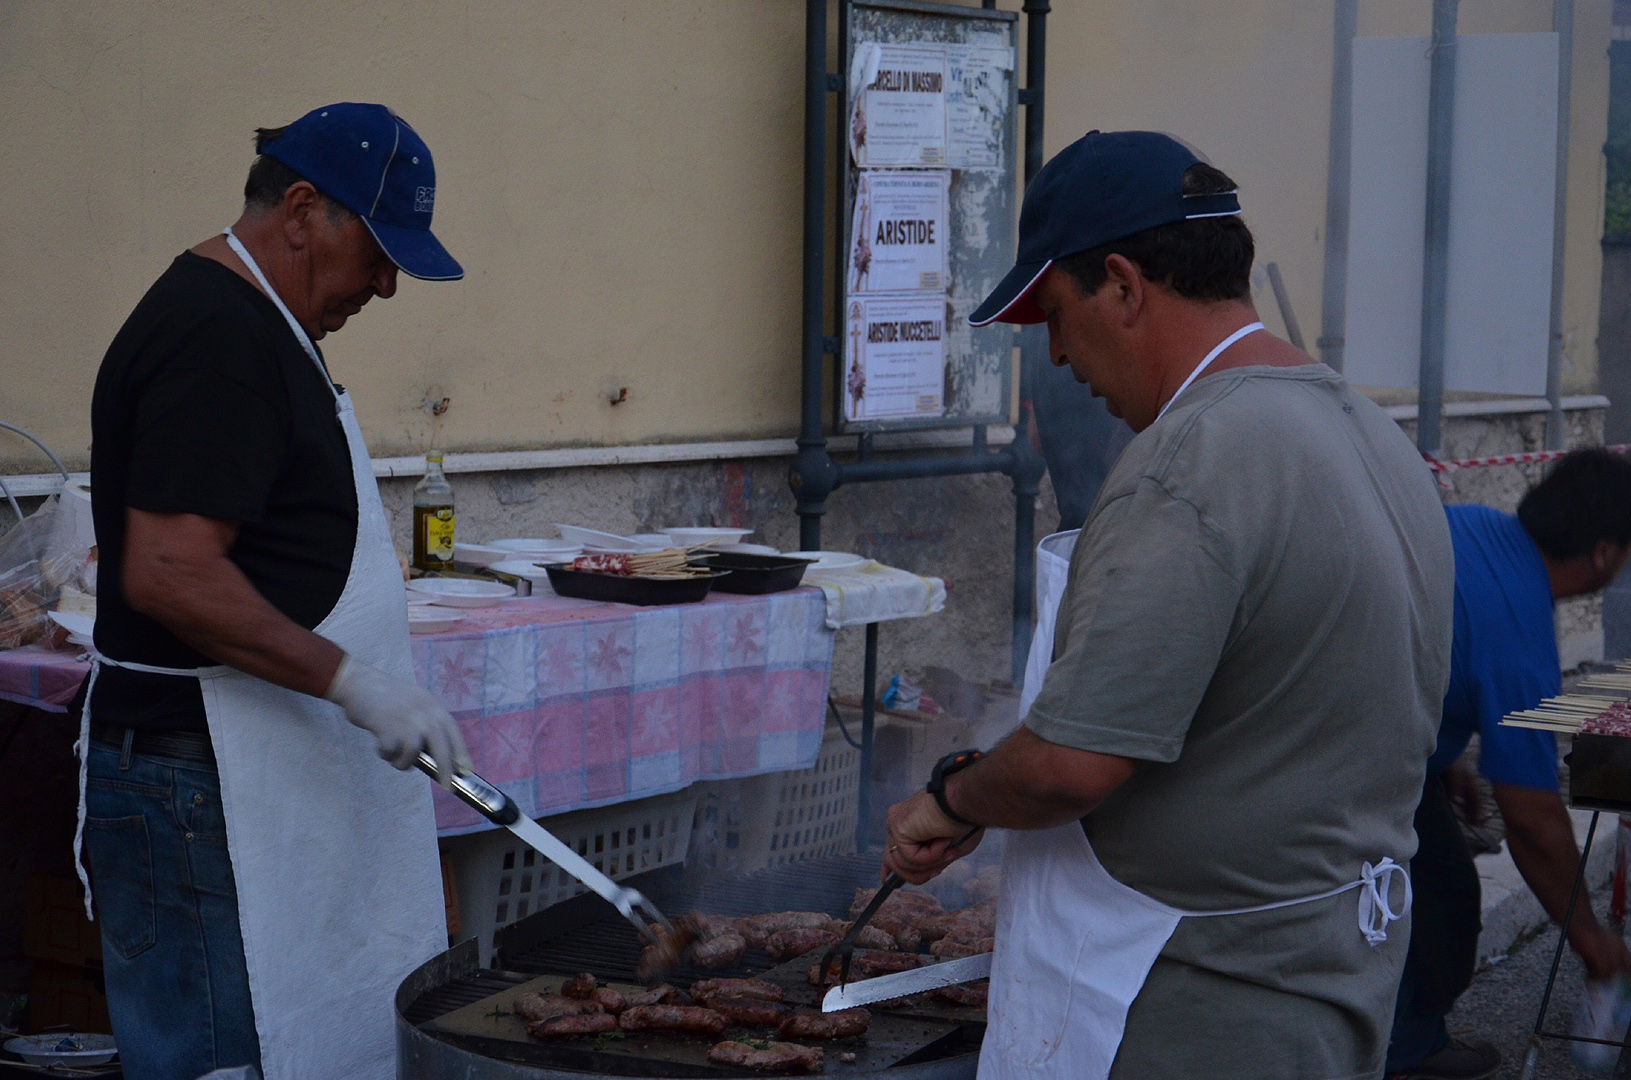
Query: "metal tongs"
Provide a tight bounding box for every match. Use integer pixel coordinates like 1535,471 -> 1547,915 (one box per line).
819,824 -> 981,987
416,753 -> 675,945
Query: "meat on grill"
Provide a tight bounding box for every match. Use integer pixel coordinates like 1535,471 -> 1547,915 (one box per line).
624,984 -> 691,1008
850,887 -> 944,921
929,936 -> 995,959
892,924 -> 923,952
928,980 -> 989,1007
778,1007 -> 871,1039
808,950 -> 927,986
829,920 -> 899,951
705,995 -> 790,1026
691,930 -> 748,968
708,1040 -> 825,1073
913,913 -> 988,945
527,1012 -> 619,1038
514,992 -> 604,1023
765,927 -> 840,959
689,978 -> 783,1003
590,987 -> 628,1014
559,972 -> 597,999
735,911 -> 833,949
618,1004 -> 730,1036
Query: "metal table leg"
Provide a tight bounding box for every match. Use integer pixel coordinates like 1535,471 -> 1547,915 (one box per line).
1520,810 -> 1601,1080
856,622 -> 879,850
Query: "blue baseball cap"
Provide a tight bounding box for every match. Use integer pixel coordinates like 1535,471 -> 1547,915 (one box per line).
259,102 -> 462,281
970,130 -> 1238,326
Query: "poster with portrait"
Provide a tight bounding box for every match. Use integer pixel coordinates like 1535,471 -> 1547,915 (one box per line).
843,295 -> 947,422
848,43 -> 948,167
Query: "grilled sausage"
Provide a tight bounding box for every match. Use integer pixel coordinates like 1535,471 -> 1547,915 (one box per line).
590,987 -> 627,1014
928,980 -> 989,1007
528,1012 -> 618,1038
618,1004 -> 730,1036
560,972 -> 597,999
765,927 -> 840,959
708,1040 -> 825,1073
691,930 -> 747,969
828,921 -> 898,951
929,936 -> 995,959
624,984 -> 689,1008
514,992 -> 603,1022
690,978 -> 783,1003
850,887 -> 942,920
706,995 -> 790,1026
736,911 -> 833,948
779,1007 -> 871,1039
808,950 -> 926,986
912,913 -> 987,944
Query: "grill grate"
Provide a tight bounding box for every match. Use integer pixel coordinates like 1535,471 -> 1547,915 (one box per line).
498,854 -> 887,984
402,968 -> 530,1026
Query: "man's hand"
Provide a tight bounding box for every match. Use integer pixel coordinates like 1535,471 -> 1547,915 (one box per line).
883,790 -> 983,884
1576,922 -> 1631,982
325,653 -> 473,789
1443,761 -> 1487,824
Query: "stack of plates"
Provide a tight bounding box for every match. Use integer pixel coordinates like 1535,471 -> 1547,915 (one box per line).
663,527 -> 752,549
554,524 -> 663,553
405,578 -> 516,634
4,1033 -> 118,1068
783,551 -> 867,572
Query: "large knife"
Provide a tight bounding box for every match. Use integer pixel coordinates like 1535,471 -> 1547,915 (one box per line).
821,952 -> 993,1011
415,754 -> 674,944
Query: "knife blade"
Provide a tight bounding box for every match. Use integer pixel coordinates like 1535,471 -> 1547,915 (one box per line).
415,754 -> 673,942
821,952 -> 993,1011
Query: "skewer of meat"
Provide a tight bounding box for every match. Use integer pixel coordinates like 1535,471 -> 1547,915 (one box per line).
779,1008 -> 871,1039
765,927 -> 840,960
618,1003 -> 729,1036
708,1040 -> 825,1073
528,1013 -> 619,1038
690,978 -> 783,1003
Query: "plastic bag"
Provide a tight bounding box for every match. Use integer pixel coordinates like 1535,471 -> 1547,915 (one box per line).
1573,975 -> 1631,1073
0,497 -> 82,650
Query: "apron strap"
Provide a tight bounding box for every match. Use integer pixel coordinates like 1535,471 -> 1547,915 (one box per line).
1183,855 -> 1411,947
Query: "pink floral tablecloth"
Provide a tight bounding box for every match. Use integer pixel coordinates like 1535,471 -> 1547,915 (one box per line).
0,588 -> 837,835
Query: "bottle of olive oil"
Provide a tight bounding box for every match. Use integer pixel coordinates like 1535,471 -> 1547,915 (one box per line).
413,451 -> 455,571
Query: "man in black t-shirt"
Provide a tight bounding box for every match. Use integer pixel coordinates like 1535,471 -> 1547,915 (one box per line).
83,104 -> 469,1080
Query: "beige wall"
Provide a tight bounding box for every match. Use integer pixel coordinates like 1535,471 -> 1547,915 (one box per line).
0,1 -> 1612,473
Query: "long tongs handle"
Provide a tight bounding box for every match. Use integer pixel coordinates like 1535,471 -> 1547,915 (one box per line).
415,753 -> 520,824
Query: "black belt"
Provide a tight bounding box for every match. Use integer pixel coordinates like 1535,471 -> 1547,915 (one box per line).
90,722 -> 216,766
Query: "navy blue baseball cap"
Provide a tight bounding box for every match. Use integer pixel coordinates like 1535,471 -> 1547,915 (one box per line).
970,130 -> 1238,326
259,102 -> 462,281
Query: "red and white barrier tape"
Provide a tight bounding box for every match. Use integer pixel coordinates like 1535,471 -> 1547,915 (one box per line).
1422,444 -> 1631,489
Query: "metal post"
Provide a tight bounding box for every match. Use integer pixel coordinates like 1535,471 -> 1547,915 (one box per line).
1008,0 -> 1050,684
1416,1 -> 1458,454
1544,0 -> 1575,451
1318,0 -> 1358,372
792,0 -> 840,550
856,622 -> 879,849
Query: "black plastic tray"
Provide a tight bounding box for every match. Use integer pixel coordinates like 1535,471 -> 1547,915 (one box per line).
699,552 -> 810,594
542,564 -> 727,606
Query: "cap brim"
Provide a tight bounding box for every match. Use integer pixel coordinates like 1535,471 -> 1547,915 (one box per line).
362,218 -> 464,281
969,260 -> 1052,326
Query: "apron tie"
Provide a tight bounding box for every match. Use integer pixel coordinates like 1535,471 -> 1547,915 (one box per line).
1355,857 -> 1411,946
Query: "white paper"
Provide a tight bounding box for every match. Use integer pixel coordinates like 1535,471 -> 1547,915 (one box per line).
843,295 -> 947,422
849,172 -> 949,294
850,44 -> 948,168
946,43 -> 1012,170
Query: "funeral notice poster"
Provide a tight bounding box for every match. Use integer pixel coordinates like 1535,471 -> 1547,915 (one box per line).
849,172 -> 949,295
844,295 -> 947,422
849,43 -> 948,167
945,43 -> 1013,170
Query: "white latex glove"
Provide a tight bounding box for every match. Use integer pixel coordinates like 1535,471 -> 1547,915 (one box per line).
324,653 -> 472,788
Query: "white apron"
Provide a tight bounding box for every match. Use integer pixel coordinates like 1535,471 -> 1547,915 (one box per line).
978,824 -> 1408,1080
74,229 -> 445,1080
1018,529 -> 1079,719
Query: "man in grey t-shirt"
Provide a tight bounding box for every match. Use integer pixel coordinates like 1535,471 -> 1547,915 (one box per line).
883,131 -> 1453,1080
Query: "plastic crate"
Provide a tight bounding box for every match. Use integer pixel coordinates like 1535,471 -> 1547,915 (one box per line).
440,788 -> 696,964
690,718 -> 860,878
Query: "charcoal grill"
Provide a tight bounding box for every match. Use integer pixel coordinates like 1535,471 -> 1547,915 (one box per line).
397,854 -> 984,1078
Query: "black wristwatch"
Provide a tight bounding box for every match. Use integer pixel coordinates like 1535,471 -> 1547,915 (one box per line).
925,748 -> 983,828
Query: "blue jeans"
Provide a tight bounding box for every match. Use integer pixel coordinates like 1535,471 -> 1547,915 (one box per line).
83,742 -> 261,1080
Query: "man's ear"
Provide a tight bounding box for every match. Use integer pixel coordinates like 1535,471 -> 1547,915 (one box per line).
1100,253 -> 1145,323
280,181 -> 322,251
1594,539 -> 1630,574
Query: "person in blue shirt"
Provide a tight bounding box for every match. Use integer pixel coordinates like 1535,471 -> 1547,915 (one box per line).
1388,449 -> 1631,1080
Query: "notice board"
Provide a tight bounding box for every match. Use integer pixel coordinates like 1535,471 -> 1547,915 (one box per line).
839,0 -> 1018,432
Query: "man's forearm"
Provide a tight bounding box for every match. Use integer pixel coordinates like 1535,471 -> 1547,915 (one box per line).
1496,784 -> 1601,945
124,531 -> 343,697
944,725 -> 1136,830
